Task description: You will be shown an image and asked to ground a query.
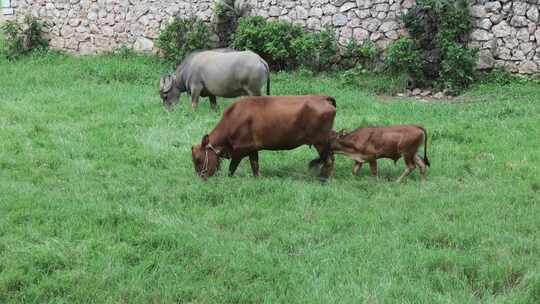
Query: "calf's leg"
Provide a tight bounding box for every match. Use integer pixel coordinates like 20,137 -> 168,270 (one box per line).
249,152 -> 259,177
369,160 -> 378,177
414,154 -> 427,181
396,155 -> 416,183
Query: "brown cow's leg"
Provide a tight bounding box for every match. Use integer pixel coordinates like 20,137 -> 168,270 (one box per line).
319,153 -> 334,182
209,95 -> 217,112
414,154 -> 427,181
396,155 -> 416,183
369,160 -> 378,177
229,156 -> 242,177
352,161 -> 363,176
309,143 -> 326,169
249,152 -> 259,177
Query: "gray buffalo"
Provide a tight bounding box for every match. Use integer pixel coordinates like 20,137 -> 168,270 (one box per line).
159,49 -> 270,111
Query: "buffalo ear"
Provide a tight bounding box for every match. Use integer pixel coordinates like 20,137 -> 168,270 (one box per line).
201,135 -> 209,147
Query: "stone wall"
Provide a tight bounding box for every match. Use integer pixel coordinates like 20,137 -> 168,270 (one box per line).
5,0 -> 540,74
470,0 -> 539,74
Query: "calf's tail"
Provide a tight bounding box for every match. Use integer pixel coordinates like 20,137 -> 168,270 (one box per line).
420,126 -> 430,167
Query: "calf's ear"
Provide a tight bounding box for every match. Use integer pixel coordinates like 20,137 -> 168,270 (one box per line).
201,135 -> 209,147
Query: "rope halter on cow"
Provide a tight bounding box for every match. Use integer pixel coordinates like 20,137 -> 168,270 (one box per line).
201,144 -> 221,176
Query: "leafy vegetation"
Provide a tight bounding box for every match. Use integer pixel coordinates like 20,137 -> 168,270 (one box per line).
1,15 -> 48,60
385,0 -> 477,94
231,16 -> 307,69
1,51 -> 540,303
155,17 -> 212,65
340,39 -> 378,71
212,0 -> 251,47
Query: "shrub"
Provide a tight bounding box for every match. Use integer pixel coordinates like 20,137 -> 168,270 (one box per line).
156,17 -> 212,65
1,16 -> 48,60
232,17 -> 341,71
232,16 -> 308,69
296,28 -> 339,72
340,39 -> 378,70
438,41 -> 477,94
384,0 -> 477,94
384,37 -> 425,87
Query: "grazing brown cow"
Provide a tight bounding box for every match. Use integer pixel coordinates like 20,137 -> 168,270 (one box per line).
191,95 -> 337,181
331,125 -> 430,182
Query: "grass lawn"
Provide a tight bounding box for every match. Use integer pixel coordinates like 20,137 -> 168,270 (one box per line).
1,51 -> 540,303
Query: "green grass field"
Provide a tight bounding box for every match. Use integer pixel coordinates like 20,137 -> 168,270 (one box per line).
1,51 -> 540,303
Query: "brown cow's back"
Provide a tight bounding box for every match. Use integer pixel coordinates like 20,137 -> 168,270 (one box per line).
214,95 -> 336,151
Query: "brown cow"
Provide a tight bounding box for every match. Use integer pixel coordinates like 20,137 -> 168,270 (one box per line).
191,95 -> 337,180
331,125 -> 430,182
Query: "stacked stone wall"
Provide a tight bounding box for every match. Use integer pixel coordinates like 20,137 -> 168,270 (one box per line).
5,0 -> 540,74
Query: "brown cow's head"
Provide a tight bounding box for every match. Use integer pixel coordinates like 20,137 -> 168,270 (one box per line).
191,135 -> 221,179
159,74 -> 181,111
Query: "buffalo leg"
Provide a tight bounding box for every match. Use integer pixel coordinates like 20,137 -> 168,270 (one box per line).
396,155 -> 416,183
249,152 -> 259,177
209,95 -> 217,112
369,160 -> 378,177
352,161 -> 363,176
191,88 -> 201,110
229,156 -> 243,177
414,154 -> 427,181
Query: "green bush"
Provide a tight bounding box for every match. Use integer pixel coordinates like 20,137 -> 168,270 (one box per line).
385,0 -> 477,94
340,39 -> 378,70
296,28 -> 339,72
156,17 -> 212,65
438,41 -> 477,94
232,16 -> 307,69
1,16 -> 48,60
384,37 -> 425,87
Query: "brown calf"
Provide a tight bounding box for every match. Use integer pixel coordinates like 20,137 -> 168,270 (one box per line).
191,95 -> 337,181
331,125 -> 430,182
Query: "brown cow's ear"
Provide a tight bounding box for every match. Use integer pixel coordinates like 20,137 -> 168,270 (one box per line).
201,135 -> 209,147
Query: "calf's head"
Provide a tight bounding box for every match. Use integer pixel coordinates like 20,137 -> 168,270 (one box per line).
159,74 -> 181,111
330,129 -> 354,152
191,135 -> 221,179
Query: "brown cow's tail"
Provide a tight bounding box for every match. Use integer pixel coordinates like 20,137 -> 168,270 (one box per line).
420,126 -> 430,167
